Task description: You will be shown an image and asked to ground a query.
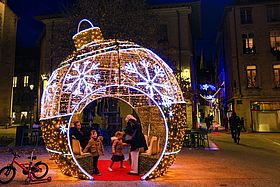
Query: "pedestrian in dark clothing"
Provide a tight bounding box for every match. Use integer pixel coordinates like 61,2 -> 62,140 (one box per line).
229,112 -> 241,144
205,115 -> 211,133
70,121 -> 88,149
240,117 -> 246,132
124,114 -> 148,175
222,115 -> 229,131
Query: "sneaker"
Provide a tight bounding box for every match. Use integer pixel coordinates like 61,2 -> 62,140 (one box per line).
120,165 -> 126,168
108,167 -> 113,172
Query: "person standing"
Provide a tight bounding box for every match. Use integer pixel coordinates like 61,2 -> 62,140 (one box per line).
205,115 -> 211,132
83,130 -> 104,175
229,112 -> 241,144
124,114 -> 148,175
222,115 -> 229,131
240,117 -> 246,132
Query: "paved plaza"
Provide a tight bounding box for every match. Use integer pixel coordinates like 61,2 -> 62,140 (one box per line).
0,131 -> 280,186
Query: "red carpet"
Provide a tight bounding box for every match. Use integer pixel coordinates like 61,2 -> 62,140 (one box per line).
93,160 -> 141,181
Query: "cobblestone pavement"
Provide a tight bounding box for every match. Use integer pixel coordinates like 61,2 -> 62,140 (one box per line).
0,132 -> 280,187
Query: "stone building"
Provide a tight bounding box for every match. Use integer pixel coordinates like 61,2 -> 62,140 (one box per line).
215,0 -> 280,132
0,0 -> 17,126
12,48 -> 40,125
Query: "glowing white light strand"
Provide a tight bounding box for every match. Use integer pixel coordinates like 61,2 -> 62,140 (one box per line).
45,147 -> 71,156
64,60 -> 100,96
164,150 -> 181,155
125,60 -> 174,107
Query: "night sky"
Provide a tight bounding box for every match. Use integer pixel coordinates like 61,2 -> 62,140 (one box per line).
8,0 -> 233,60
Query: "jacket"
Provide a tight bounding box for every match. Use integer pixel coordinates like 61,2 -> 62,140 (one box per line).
111,137 -> 124,156
83,137 -> 104,157
124,119 -> 148,151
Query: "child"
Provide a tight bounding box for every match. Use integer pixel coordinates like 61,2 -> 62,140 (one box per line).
83,130 -> 104,175
108,131 -> 126,171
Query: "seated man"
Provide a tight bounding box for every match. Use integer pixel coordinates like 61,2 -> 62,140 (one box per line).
70,121 -> 88,149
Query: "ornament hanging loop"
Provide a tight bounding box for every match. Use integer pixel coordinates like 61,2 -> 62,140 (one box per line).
77,19 -> 94,33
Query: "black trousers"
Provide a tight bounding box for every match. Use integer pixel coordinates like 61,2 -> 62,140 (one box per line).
231,128 -> 241,143
93,156 -> 100,174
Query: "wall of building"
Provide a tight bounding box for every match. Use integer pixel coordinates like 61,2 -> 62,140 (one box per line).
0,2 -> 17,125
218,1 -> 280,132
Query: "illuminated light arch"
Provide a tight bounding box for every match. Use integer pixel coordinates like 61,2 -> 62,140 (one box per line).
66,86 -> 169,180
40,19 -> 187,180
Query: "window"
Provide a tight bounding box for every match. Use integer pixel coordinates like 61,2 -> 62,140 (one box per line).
267,5 -> 280,22
158,24 -> 168,43
242,33 -> 255,54
24,76 -> 29,87
270,31 -> 280,52
273,64 -> 280,88
13,77 -> 17,87
240,8 -> 253,24
246,65 -> 257,88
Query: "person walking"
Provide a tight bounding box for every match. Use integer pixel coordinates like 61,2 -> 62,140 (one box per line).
108,131 -> 127,172
229,112 -> 241,144
124,114 -> 148,175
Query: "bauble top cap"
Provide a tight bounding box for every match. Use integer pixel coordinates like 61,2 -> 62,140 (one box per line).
72,19 -> 104,49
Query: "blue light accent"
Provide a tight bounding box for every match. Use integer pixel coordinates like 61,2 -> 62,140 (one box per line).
199,84 -> 216,91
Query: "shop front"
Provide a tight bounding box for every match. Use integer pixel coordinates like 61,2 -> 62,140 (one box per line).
251,102 -> 280,132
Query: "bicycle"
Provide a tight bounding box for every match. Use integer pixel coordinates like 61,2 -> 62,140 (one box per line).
0,148 -> 50,184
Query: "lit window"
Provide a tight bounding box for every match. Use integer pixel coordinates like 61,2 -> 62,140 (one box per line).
267,5 -> 280,22
181,68 -> 191,88
13,77 -> 17,87
270,31 -> 280,52
273,64 -> 280,88
242,33 -> 255,54
181,69 -> 191,80
12,112 -> 16,119
20,112 -> 27,124
240,8 -> 253,24
246,65 -> 257,88
24,76 -> 29,87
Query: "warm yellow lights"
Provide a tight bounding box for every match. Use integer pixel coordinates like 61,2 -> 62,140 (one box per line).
41,19 -> 187,180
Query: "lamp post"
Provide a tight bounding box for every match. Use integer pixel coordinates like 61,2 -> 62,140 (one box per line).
29,84 -> 34,128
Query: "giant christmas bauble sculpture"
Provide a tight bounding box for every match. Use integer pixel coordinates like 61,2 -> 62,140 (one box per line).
40,19 -> 187,180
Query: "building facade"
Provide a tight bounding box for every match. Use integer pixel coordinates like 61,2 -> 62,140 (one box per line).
151,3 -> 194,126
0,0 -> 17,126
12,48 -> 40,125
216,0 -> 280,132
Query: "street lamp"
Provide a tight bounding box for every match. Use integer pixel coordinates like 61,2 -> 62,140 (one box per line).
29,84 -> 34,127
29,84 -> 34,90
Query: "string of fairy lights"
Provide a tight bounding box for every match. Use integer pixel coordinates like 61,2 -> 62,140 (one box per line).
40,19 -> 187,180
